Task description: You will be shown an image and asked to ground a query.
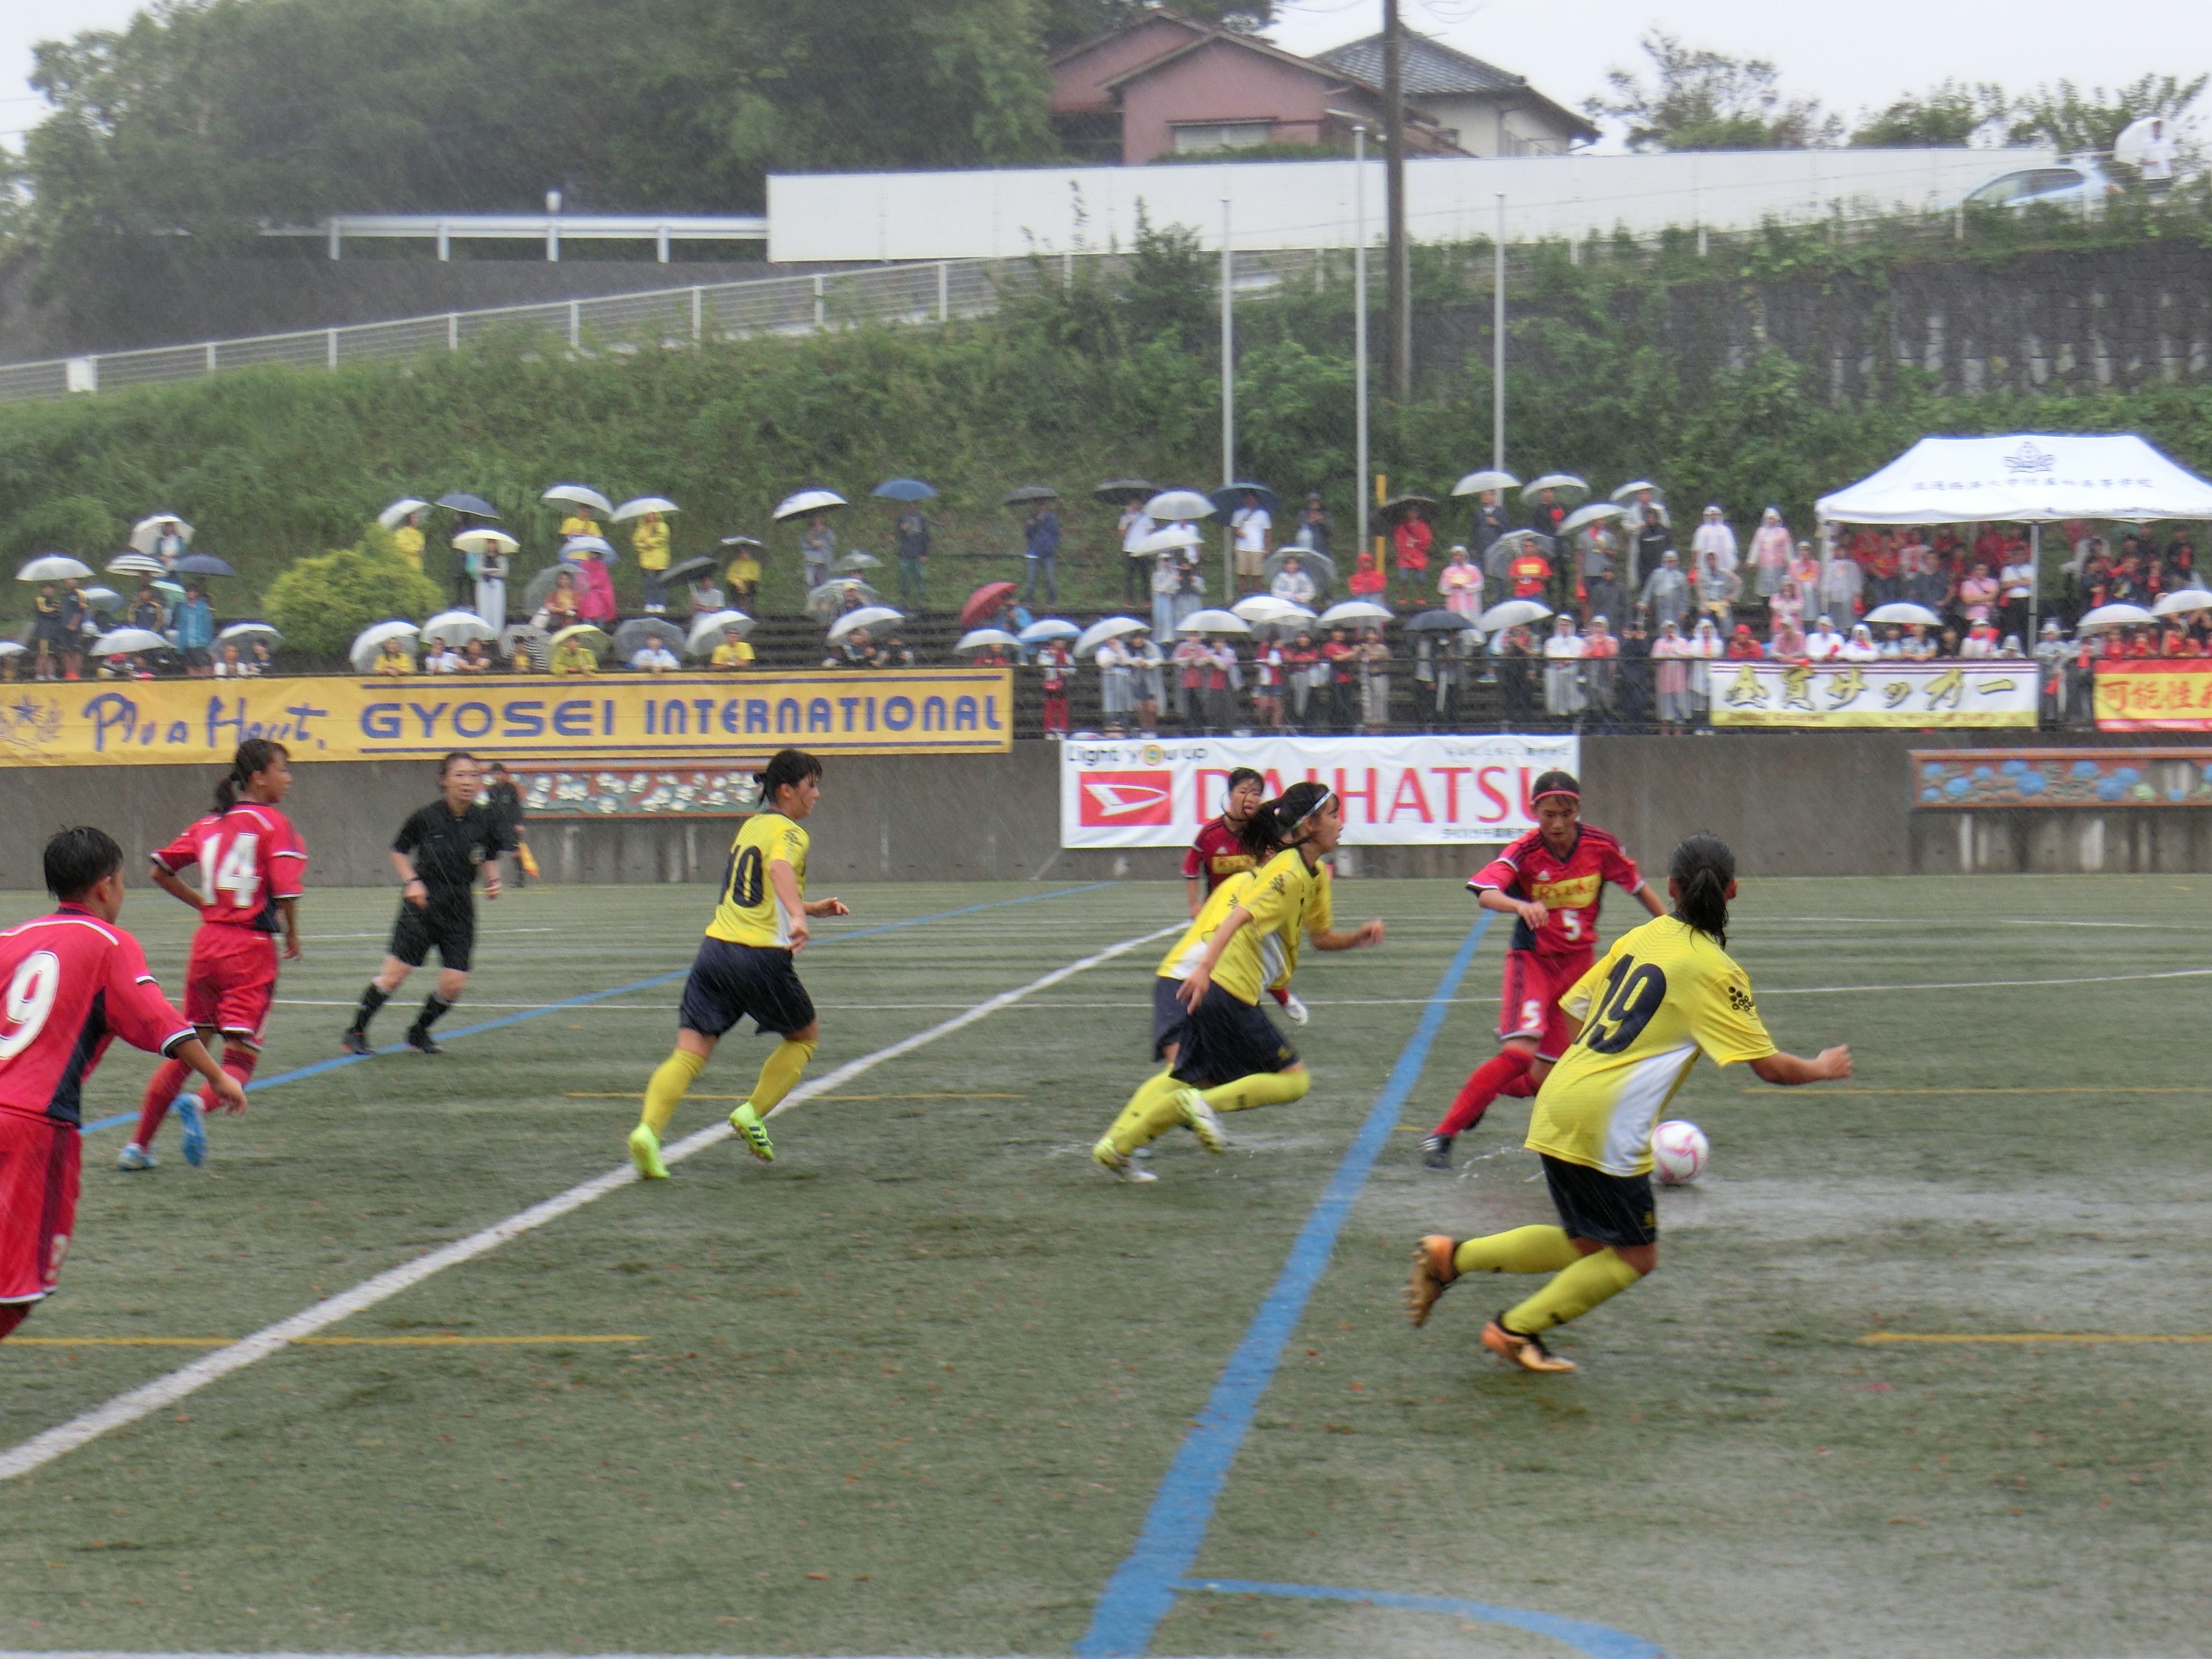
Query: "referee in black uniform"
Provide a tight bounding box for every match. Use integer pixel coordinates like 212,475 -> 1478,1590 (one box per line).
343,751 -> 514,1055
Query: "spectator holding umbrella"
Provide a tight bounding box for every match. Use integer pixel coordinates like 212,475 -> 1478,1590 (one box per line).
537,567 -> 580,632
1294,493 -> 1332,557
1527,486 -> 1569,540
1133,630 -> 1165,735
1203,635 -> 1238,732
574,546 -> 618,626
1230,490 -> 1272,594
1152,552 -> 1184,643
375,637 -> 415,676
1358,626 -> 1391,730
1323,625 -> 1359,730
1021,500 -> 1062,607
1037,639 -> 1072,738
894,506 -> 931,610
31,582 -> 63,681
1585,561 -> 1628,635
57,580 -> 89,682
1624,486 -> 1669,588
798,512 -> 836,591
1271,554 -> 1317,609
392,510 -> 426,575
1117,499 -> 1155,606
557,502 -> 601,547
723,538 -> 763,609
1284,629 -> 1319,728
131,584 -> 167,633
1507,538 -> 1552,601
632,511 -> 672,615
1172,634 -> 1208,724
1469,490 -> 1508,561
1391,503 -> 1433,606
175,582 -> 216,678
1250,631 -> 1285,731
1096,633 -> 1135,735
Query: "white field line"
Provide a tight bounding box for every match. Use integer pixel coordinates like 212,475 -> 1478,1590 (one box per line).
0,923 -> 1179,1484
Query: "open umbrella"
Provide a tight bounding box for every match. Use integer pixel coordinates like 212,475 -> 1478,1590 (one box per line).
91,628 -> 169,656
834,551 -> 883,572
1519,473 -> 1589,505
1863,602 -> 1944,627
1132,525 -> 1204,557
773,489 -> 847,521
169,551 -> 235,577
152,579 -> 186,606
1094,479 -> 1156,503
2114,116 -> 2166,168
349,620 -> 421,673
1233,594 -> 1300,624
2076,603 -> 2156,632
2152,588 -> 2212,617
548,623 -> 610,657
78,587 -> 122,612
958,581 -> 1018,629
1001,484 -> 1060,507
661,554 -> 717,586
1380,493 -> 1439,522
612,497 -> 680,522
720,534 -> 764,550
1560,501 -> 1627,536
107,553 -> 167,577
1451,469 -> 1520,496
436,493 -> 501,518
807,578 -> 880,622
219,621 -> 282,648
1405,609 -> 1479,632
379,498 -> 431,530
421,610 -> 499,647
1074,616 -> 1148,655
1484,527 -> 1554,577
129,514 -> 193,553
1017,618 -> 1081,645
1209,482 -> 1277,517
613,617 -> 687,659
1262,548 -> 1335,594
499,623 -> 551,670
453,527 -> 520,555
0,642 -> 25,660
1143,489 -> 1216,523
956,627 -> 1023,653
1321,600 -> 1394,626
17,555 -> 93,581
872,478 -> 937,502
1177,609 -> 1250,635
828,605 -> 904,644
686,611 -> 755,656
1610,479 -> 1664,504
560,534 -> 618,564
521,565 -> 578,613
541,483 -> 612,515
1478,599 -> 1552,632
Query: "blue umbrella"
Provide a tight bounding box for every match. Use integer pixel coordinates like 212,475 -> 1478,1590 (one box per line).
436,492 -> 501,518
872,478 -> 938,502
169,551 -> 235,577
1209,481 -> 1277,517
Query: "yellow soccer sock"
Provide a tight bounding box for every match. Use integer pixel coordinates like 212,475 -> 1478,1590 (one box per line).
748,1038 -> 817,1114
1104,1072 -> 1185,1155
640,1047 -> 708,1135
1504,1248 -> 1645,1335
1452,1225 -> 1581,1278
1200,1068 -> 1311,1115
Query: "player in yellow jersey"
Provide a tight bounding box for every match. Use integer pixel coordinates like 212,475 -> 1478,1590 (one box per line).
626,749 -> 850,1177
1405,834 -> 1851,1372
1092,781 -> 1384,1182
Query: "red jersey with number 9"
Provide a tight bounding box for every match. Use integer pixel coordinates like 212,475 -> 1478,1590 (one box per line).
1469,825 -> 1644,959
0,907 -> 194,1127
150,802 -> 308,933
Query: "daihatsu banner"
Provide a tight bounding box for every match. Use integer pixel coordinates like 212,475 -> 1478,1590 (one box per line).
1059,733 -> 1578,849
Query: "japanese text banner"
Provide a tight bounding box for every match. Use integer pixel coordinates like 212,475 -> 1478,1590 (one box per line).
2093,661 -> 2212,732
0,671 -> 1013,767
1711,661 -> 2037,728
1060,733 -> 1579,848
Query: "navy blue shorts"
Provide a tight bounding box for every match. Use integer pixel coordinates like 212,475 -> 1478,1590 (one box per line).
1541,1154 -> 1658,1248
1171,984 -> 1296,1090
1151,975 -> 1190,1059
678,938 -> 816,1039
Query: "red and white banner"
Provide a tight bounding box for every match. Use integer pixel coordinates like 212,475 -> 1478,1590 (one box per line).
1059,733 -> 1578,848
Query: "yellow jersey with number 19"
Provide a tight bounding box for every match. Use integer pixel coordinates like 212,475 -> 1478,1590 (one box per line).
1527,915 -> 1777,1177
707,812 -> 810,947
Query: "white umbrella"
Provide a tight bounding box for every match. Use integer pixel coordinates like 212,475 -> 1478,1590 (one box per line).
499,623 -> 551,669
1017,618 -> 1082,644
78,587 -> 122,611
378,498 -> 431,530
548,623 -> 611,657
611,496 -> 680,522
541,484 -> 612,514
107,553 -> 167,577
1074,616 -> 1148,655
1478,599 -> 1553,632
807,577 -> 879,621
2152,588 -> 2212,617
0,642 -> 24,659
955,627 -> 1023,652
1561,501 -> 1627,534
91,628 -> 168,656
2074,603 -> 2156,632
1520,473 -> 1589,505
17,555 -> 94,581
349,620 -> 421,673
1143,489 -> 1217,523
686,610 -> 756,655
1320,600 -> 1394,625
1863,602 -> 1944,626
421,609 -> 499,646
1132,525 -> 1204,556
129,514 -> 194,553
560,535 -> 618,564
773,489 -> 848,521
1609,479 -> 1663,504
1232,594 -> 1298,623
452,527 -> 520,555
1451,469 -> 1519,496
219,621 -> 282,647
834,551 -> 882,572
1178,608 -> 1250,635
828,605 -> 904,643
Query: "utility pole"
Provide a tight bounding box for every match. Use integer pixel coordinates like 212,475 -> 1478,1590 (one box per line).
1492,192 -> 1506,471
1353,124 -> 1370,562
1220,195 -> 1235,597
1382,0 -> 1409,403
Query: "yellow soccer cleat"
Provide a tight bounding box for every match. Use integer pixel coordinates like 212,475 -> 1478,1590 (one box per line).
1405,1234 -> 1458,1327
1092,1135 -> 1157,1183
729,1102 -> 775,1163
1481,1317 -> 1577,1374
627,1124 -> 671,1180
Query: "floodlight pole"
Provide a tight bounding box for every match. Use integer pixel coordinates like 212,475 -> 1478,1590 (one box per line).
1493,192 -> 1506,472
1221,195 -> 1235,597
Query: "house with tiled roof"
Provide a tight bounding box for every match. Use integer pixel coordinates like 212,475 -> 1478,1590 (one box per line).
1314,30 -> 1596,156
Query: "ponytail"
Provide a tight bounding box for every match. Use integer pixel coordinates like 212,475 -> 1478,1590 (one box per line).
1236,781 -> 1334,860
1669,832 -> 1735,947
216,738 -> 289,811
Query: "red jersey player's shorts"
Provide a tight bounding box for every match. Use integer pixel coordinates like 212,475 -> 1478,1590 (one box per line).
183,926 -> 280,1044
0,1109 -> 79,1307
1497,946 -> 1595,1061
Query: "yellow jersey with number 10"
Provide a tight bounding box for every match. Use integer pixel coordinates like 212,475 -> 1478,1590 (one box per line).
707,813 -> 810,947
1527,915 -> 1778,1177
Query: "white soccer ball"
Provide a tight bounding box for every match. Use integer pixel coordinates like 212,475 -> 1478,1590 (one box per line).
1651,1119 -> 1709,1186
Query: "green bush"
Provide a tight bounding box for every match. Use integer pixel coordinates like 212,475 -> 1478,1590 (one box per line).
262,526 -> 443,656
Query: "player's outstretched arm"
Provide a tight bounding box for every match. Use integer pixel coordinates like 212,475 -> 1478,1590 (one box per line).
804,897 -> 851,919
1475,885 -> 1546,929
179,1036 -> 250,1114
1749,1046 -> 1852,1085
1633,880 -> 1667,917
1310,919 -> 1385,951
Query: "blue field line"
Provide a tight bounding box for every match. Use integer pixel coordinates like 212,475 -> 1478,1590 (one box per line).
1074,913 -> 1494,1659
1178,1578 -> 1667,1659
78,881 -> 1118,1136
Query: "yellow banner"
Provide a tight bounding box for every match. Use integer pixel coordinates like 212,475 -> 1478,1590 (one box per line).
1710,661 -> 2038,728
0,671 -> 1014,767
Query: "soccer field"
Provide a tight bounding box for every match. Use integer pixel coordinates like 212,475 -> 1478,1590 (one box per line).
2,873 -> 2207,1659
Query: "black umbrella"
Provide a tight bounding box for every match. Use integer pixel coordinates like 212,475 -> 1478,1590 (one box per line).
1001,484 -> 1060,506
662,555 -> 717,585
1094,478 -> 1157,502
1209,481 -> 1277,517
437,493 -> 501,518
1405,609 -> 1478,632
1382,493 -> 1440,521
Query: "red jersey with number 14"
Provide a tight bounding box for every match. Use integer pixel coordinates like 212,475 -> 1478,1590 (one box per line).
0,907 -> 194,1128
151,802 -> 308,933
1469,825 -> 1644,959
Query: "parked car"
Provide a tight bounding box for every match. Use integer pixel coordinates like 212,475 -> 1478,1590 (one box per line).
1957,159 -> 2116,214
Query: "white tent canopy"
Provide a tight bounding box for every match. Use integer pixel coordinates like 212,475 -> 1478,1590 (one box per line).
1817,434 -> 2212,526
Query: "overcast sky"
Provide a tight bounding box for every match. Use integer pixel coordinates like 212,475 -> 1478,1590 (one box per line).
6,0 -> 2211,154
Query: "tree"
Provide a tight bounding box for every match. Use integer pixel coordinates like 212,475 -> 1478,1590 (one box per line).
1036,0 -> 1274,53
262,528 -> 443,657
1850,82 -> 2010,148
1586,31 -> 1839,152
2008,74 -> 2206,164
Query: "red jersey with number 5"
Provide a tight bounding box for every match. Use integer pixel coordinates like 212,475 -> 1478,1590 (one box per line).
1469,825 -> 1644,959
0,907 -> 195,1127
150,803 -> 308,933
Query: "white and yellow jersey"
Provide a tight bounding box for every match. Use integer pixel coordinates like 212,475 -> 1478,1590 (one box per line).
1257,857 -> 1331,992
706,813 -> 809,948
1527,915 -> 1778,1177
1157,868 -> 1260,981
1207,847 -> 1326,1006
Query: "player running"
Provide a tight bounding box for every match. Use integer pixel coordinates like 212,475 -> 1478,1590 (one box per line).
1,829 -> 246,1340
1404,833 -> 1851,1373
343,751 -> 513,1056
1419,769 -> 1662,1169
627,748 -> 850,1178
1092,782 -> 1383,1182
118,738 -> 306,1170
1184,768 -> 1310,1027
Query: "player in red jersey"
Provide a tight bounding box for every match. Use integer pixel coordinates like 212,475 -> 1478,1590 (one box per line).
0,828 -> 245,1339
1420,770 -> 1662,1168
118,738 -> 306,1171
1183,768 -> 1308,1025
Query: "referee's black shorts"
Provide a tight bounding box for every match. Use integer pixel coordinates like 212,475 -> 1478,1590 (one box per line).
1171,983 -> 1296,1091
678,938 -> 817,1039
388,891 -> 476,972
1540,1154 -> 1659,1248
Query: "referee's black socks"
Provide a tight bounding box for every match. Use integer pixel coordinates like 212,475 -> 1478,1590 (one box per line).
351,984 -> 389,1033
411,994 -> 454,1034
